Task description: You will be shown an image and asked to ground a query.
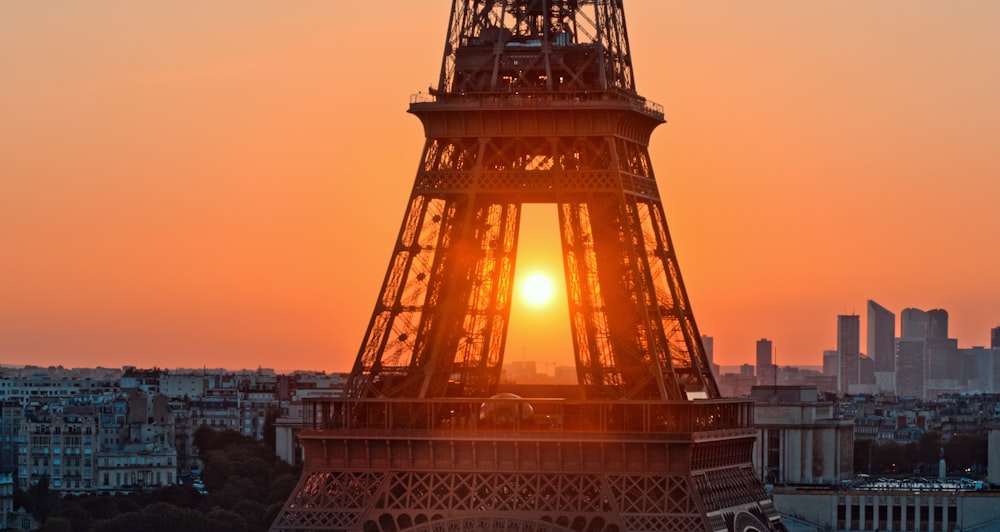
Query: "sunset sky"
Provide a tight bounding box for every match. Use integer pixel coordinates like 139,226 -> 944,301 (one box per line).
2,2 -> 998,372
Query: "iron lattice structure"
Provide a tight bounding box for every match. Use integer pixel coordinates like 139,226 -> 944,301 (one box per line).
273,1 -> 784,531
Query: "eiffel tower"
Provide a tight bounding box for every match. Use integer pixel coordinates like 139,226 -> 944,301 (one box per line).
272,1 -> 784,530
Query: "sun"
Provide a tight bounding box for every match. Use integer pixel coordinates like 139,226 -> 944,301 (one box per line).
520,271 -> 556,307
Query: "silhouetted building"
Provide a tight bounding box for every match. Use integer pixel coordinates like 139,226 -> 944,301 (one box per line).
701,335 -> 720,377
822,350 -> 838,376
927,337 -> 961,384
756,338 -> 774,385
901,308 -> 929,338
859,354 -> 876,386
867,300 -> 896,392
927,309 -> 949,339
960,347 -> 995,392
898,307 -> 962,399
701,335 -> 714,364
897,338 -> 927,399
991,326 -> 1000,349
838,315 -> 861,394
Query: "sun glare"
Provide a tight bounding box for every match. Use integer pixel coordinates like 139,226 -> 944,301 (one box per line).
521,272 -> 556,307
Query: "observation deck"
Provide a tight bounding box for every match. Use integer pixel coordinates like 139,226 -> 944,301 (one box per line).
409,90 -> 665,122
301,396 -> 750,436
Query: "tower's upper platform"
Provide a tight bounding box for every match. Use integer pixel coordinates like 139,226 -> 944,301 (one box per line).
435,1 -> 643,98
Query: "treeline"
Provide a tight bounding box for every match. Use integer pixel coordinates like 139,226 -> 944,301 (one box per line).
18,426 -> 299,532
854,431 -> 987,476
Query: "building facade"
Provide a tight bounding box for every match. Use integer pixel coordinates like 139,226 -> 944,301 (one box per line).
838,315 -> 861,394
751,386 -> 854,486
867,300 -> 896,393
18,406 -> 100,493
757,338 -> 775,385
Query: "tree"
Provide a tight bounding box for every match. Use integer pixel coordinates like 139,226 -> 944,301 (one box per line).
263,405 -> 282,451
38,517 -> 72,532
25,476 -> 56,522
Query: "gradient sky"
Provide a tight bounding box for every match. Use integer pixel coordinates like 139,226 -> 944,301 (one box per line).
2,2 -> 998,372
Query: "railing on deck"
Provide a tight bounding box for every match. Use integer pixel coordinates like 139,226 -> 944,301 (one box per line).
300,396 -> 753,436
409,90 -> 664,121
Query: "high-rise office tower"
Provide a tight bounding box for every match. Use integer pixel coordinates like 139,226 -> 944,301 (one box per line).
926,309 -> 949,339
901,308 -> 929,338
992,326 -> 1000,350
838,315 -> 861,394
897,338 -> 927,399
756,338 -> 774,384
867,300 -> 896,392
822,350 -> 838,376
702,335 -> 715,365
702,334 -> 720,377
867,300 -> 895,372
899,307 -> 957,397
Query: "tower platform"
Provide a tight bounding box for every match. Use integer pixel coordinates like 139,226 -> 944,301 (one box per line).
271,396 -> 782,531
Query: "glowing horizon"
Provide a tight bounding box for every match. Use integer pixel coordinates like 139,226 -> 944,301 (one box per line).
1,2 -> 998,372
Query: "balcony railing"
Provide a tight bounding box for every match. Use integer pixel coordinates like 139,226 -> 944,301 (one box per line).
299,396 -> 753,437
410,90 -> 664,121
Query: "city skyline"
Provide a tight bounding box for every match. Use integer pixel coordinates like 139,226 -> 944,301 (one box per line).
2,2 -> 999,371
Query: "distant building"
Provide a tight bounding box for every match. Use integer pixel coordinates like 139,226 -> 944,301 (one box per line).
822,350 -> 838,377
867,300 -> 896,393
992,326 -> 1000,350
774,479 -> 996,531
899,307 -> 959,398
926,337 -> 961,391
701,335 -> 714,364
859,354 -> 875,387
838,315 -> 861,394
97,445 -> 177,492
958,347 -> 994,392
751,386 -> 853,485
717,365 -> 756,397
897,338 -> 927,399
19,405 -> 100,493
504,361 -> 538,383
901,308 -> 929,338
160,373 -> 210,399
926,308 -> 949,339
756,338 -> 774,385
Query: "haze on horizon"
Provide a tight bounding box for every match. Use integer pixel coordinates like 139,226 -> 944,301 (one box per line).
2,2 -> 998,372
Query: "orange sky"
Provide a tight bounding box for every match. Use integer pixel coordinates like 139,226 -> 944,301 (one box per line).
2,2 -> 998,372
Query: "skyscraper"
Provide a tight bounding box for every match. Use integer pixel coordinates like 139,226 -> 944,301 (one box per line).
701,335 -> 715,365
867,300 -> 896,392
897,338 -> 927,399
837,315 -> 861,394
756,338 -> 774,385
901,308 -> 929,338
822,350 -> 838,376
926,309 -> 949,339
898,307 -> 957,398
992,326 -> 1000,350
867,300 -> 895,372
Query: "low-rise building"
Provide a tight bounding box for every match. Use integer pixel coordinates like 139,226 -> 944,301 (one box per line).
97,443 -> 177,492
0,472 -> 14,531
18,405 -> 99,493
751,386 -> 854,485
